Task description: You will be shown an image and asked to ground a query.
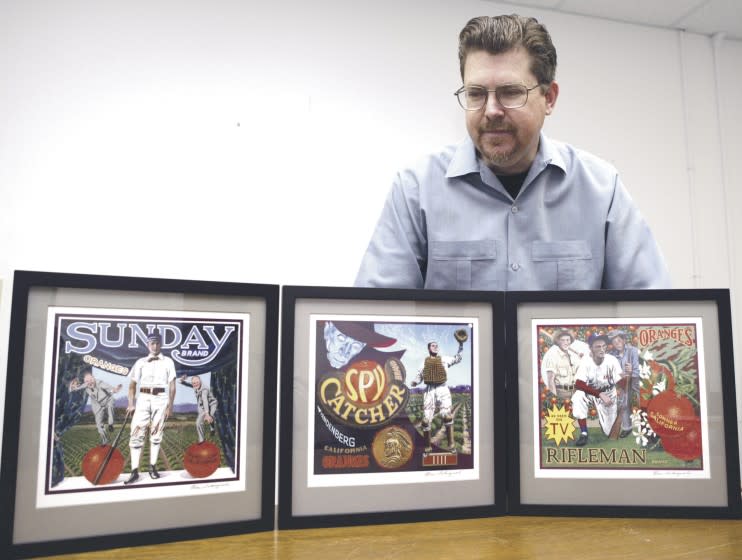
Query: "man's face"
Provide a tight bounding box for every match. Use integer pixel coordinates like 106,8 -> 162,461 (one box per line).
147,339 -> 162,355
429,342 -> 439,355
462,48 -> 558,175
591,340 -> 607,363
324,322 -> 365,369
191,376 -> 202,389
84,373 -> 95,387
611,336 -> 626,352
556,335 -> 571,352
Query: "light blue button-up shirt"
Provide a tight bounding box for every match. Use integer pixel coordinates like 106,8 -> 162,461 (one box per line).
355,134 -> 671,290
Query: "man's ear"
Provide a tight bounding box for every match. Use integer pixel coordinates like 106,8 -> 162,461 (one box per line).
544,80 -> 559,115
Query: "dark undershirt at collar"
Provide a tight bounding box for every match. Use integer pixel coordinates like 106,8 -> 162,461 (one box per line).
497,170 -> 529,200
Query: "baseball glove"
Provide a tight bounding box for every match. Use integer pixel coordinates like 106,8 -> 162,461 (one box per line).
454,328 -> 468,343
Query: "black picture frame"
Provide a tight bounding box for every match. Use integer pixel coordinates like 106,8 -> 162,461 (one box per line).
1,270 -> 279,558
505,289 -> 741,518
278,285 -> 507,529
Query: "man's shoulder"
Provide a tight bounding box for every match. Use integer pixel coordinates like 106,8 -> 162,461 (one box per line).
603,353 -> 622,367
397,139 -> 472,184
417,140 -> 465,166
544,136 -> 619,178
609,345 -> 638,358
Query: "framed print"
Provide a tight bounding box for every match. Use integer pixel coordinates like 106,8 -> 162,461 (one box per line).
278,286 -> 506,529
1,270 -> 279,558
505,289 -> 741,518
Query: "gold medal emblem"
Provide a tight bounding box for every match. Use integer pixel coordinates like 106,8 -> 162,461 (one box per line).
371,425 -> 414,469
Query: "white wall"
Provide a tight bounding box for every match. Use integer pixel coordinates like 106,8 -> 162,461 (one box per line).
1,0 -> 741,464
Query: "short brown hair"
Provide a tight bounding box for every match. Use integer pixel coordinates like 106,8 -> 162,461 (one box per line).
458,15 -> 557,87
554,329 -> 573,343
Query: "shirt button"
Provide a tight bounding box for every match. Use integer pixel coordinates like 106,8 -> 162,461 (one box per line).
511,263 -> 520,271
511,206 -> 519,214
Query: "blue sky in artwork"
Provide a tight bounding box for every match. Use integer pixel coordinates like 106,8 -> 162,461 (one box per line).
373,322 -> 474,387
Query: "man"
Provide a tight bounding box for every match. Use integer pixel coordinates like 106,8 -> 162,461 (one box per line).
411,340 -> 463,452
571,334 -> 625,446
320,320 -> 405,371
178,375 -> 218,443
355,14 -> 670,290
69,368 -> 122,445
608,329 -> 641,438
125,333 -> 177,484
539,330 -> 587,400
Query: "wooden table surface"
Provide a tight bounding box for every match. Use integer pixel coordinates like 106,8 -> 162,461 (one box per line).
46,515 -> 742,560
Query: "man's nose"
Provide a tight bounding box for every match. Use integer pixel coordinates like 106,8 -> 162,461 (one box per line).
483,92 -> 506,117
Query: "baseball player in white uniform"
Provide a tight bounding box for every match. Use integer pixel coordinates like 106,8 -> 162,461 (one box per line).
124,333 -> 177,484
571,334 -> 625,447
411,341 -> 462,452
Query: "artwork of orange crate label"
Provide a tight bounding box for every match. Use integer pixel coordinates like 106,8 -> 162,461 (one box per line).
533,318 -> 708,479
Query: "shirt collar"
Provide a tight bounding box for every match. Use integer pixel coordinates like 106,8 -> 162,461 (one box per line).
445,136 -> 480,178
445,132 -> 566,179
536,132 -> 566,174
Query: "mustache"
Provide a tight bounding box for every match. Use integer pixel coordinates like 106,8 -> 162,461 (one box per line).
479,120 -> 515,133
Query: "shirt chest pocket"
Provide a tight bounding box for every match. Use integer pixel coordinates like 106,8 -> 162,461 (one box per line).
532,240 -> 593,290
426,240 -> 501,290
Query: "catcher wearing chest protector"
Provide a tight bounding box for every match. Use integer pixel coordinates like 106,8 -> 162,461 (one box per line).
411,329 -> 467,452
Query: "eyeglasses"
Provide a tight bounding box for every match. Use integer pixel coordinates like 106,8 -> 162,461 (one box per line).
454,84 -> 541,110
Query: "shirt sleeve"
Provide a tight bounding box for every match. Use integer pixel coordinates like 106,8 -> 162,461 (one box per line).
445,353 -> 462,368
165,357 -> 177,383
575,362 -> 588,384
602,175 -> 671,289
575,378 -> 601,397
611,360 -> 624,385
69,381 -> 86,393
540,347 -> 557,385
129,360 -> 141,384
355,172 -> 427,288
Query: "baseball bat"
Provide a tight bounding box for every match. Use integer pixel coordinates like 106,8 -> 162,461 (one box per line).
567,347 -> 584,358
92,409 -> 131,485
609,376 -> 632,440
608,413 -> 622,440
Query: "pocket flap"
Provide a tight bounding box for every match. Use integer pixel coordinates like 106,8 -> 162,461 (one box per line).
430,240 -> 496,261
532,240 -> 592,261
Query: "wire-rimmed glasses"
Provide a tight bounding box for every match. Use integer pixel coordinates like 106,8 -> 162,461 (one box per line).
454,84 -> 541,110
